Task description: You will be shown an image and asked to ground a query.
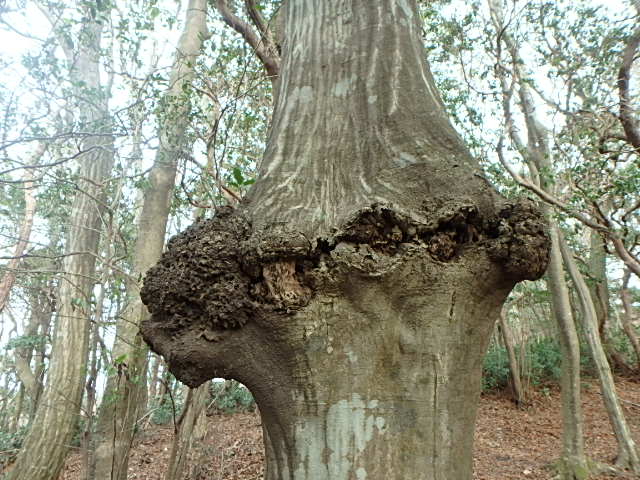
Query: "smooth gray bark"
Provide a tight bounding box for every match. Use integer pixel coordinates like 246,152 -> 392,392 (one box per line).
620,270 -> 640,370
548,226 -> 590,479
498,310 -> 524,405
164,383 -> 209,480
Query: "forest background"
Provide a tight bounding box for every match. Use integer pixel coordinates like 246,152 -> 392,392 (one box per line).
0,0 -> 639,479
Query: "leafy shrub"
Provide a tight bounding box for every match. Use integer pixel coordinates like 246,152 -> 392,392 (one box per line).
0,427 -> 27,469
210,380 -> 255,414
607,327 -> 639,367
151,393 -> 182,425
482,345 -> 511,391
525,337 -> 562,384
482,337 -> 563,392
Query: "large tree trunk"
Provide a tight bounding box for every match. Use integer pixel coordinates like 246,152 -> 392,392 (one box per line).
92,3 -> 209,479
140,2 -> 549,479
6,13 -> 114,480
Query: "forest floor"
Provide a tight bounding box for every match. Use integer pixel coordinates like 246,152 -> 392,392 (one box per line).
59,378 -> 640,480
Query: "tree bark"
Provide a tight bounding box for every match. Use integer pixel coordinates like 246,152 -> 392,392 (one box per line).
548,226 -> 590,479
164,383 -> 209,480
498,310 -> 524,406
148,354 -> 161,409
92,3 -> 209,479
141,2 -> 549,479
6,11 -> 114,480
559,231 -> 640,472
589,230 -> 632,374
0,162 -> 38,313
620,270 -> 640,370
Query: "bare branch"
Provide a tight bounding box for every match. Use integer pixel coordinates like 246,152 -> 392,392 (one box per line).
618,22 -> 640,152
215,0 -> 280,80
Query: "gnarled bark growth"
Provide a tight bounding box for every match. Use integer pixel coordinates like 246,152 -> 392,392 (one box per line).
141,1 -> 549,479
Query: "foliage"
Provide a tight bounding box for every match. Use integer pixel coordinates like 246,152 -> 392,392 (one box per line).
482,337 -> 573,392
150,393 -> 183,425
608,326 -> 640,367
482,343 -> 511,391
0,427 -> 27,469
209,380 -> 255,414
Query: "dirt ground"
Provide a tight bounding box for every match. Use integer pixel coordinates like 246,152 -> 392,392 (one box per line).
59,379 -> 640,480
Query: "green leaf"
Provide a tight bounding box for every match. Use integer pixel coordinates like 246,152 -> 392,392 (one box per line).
232,167 -> 244,185
114,354 -> 128,364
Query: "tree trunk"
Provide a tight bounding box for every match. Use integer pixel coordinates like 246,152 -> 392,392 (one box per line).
0,161 -> 38,313
140,2 -> 549,479
559,231 -> 640,472
6,12 -> 114,480
620,270 -> 640,370
589,230 -> 610,338
148,354 -> 161,409
10,386 -> 24,435
488,1 -> 592,475
164,383 -> 209,480
92,3 -> 209,479
82,282 -> 105,480
548,226 -> 590,479
498,310 -> 524,406
589,230 -> 633,374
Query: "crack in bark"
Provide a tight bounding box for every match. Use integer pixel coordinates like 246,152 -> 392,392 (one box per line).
448,290 -> 456,322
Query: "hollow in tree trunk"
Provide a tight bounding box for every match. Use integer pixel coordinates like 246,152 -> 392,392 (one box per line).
140,2 -> 549,479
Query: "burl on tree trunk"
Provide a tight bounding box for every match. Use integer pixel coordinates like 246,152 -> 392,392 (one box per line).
141,1 -> 549,479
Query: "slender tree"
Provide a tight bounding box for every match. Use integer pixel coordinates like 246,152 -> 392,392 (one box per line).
0,156 -> 39,313
498,308 -> 524,405
164,383 -> 209,480
7,3 -> 116,479
92,2 -> 210,479
620,270 -> 640,369
489,0 -> 640,473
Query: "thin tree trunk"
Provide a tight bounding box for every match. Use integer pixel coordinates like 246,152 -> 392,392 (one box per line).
548,225 -> 590,479
7,10 -> 114,480
164,383 -> 209,480
488,1 -> 591,475
620,270 -> 640,370
0,163 -> 38,313
498,310 -> 524,406
559,231 -> 640,472
82,283 -> 105,480
589,230 -> 633,374
92,3 -> 209,479
148,354 -> 161,409
10,386 -> 24,435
